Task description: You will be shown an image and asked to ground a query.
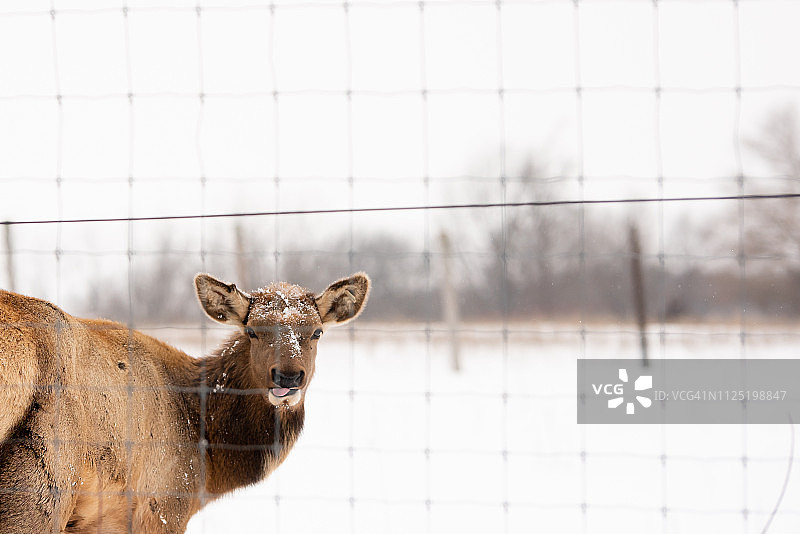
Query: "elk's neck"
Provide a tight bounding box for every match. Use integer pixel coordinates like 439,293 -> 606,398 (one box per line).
195,335 -> 305,496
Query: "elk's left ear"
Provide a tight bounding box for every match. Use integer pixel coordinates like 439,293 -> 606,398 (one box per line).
194,273 -> 251,326
316,272 -> 371,327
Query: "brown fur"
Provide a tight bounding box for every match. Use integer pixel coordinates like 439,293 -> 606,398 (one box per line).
0,273 -> 370,533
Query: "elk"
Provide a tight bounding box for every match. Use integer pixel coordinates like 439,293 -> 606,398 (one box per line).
0,272 -> 370,533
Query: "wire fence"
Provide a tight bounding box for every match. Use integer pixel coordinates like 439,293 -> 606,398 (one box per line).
1,0 -> 800,533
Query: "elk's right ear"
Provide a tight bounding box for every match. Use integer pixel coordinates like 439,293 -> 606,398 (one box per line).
194,273 -> 251,326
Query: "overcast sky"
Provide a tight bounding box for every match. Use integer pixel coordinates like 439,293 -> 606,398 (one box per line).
1,0 -> 799,302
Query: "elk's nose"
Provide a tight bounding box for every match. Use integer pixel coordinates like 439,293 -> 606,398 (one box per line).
271,369 -> 305,389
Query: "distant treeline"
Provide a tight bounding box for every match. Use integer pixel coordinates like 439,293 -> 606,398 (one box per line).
86,106 -> 800,325
83,195 -> 800,326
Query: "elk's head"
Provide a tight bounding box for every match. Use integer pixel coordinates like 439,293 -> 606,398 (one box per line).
194,272 -> 370,408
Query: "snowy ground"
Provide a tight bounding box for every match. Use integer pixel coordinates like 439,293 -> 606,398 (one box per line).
143,322 -> 800,534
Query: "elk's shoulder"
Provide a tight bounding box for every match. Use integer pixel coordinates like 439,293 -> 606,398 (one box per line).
0,289 -> 75,346
0,288 -> 69,322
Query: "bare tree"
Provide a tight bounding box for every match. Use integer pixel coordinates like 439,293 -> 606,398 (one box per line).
748,106 -> 800,178
743,104 -> 800,314
483,160 -> 582,316
745,105 -> 800,256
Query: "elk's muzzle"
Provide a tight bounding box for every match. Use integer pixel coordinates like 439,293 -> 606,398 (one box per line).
271,368 -> 305,389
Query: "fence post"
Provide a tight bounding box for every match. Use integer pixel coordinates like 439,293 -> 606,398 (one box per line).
234,224 -> 251,291
629,223 -> 648,366
3,224 -> 14,293
439,232 -> 461,372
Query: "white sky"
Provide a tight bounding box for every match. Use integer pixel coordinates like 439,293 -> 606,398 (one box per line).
0,0 -> 799,301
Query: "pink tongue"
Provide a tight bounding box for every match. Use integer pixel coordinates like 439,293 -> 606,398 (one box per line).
271,387 -> 291,397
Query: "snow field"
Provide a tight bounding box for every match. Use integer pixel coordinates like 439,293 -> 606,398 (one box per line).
138,323 -> 800,534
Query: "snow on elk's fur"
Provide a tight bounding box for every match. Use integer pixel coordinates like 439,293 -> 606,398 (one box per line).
0,272 -> 370,533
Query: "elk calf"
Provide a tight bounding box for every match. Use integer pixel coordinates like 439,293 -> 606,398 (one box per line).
0,272 -> 370,533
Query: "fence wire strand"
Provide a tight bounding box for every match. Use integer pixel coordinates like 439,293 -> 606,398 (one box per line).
1,193 -> 799,227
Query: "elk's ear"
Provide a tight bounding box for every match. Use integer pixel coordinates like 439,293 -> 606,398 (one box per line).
194,273 -> 251,326
316,272 -> 371,327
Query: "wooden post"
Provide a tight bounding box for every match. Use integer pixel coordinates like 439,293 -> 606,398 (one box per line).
439,232 -> 461,372
234,224 -> 251,291
3,224 -> 14,293
629,223 -> 648,366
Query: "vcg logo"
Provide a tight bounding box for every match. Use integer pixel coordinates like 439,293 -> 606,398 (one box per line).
591,368 -> 653,415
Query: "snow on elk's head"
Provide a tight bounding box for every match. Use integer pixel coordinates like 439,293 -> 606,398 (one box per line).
194,272 -> 371,408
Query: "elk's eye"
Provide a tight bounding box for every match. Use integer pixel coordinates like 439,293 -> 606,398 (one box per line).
245,326 -> 258,339
311,328 -> 323,340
